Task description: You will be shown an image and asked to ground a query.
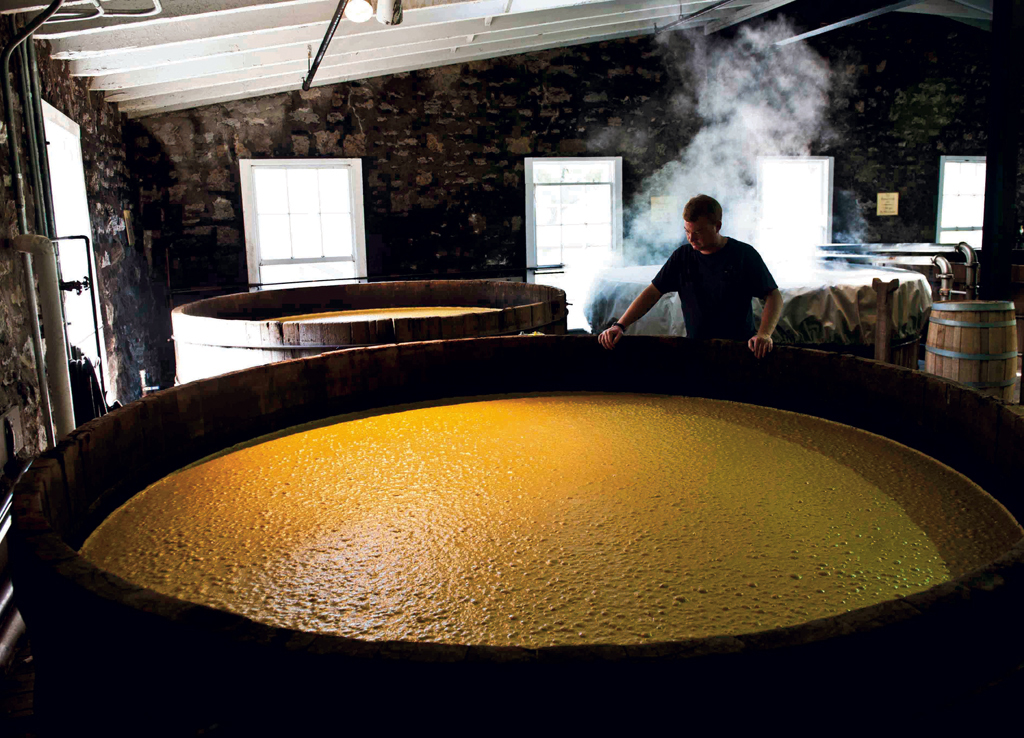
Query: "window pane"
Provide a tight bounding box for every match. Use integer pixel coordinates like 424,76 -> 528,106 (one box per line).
939,230 -> 983,249
536,186 -> 560,210
562,224 -> 587,248
536,225 -> 561,251
319,169 -> 351,214
260,261 -> 356,287
964,162 -> 986,195
536,206 -> 560,227
585,185 -> 612,223
943,162 -> 962,196
253,169 -> 289,215
322,213 -> 353,257
257,214 -> 291,260
586,223 -> 612,248
964,194 -> 984,227
287,169 -> 320,214
533,163 -> 563,184
290,213 -> 323,258
533,161 -> 612,184
536,246 -> 561,266
560,185 -> 587,225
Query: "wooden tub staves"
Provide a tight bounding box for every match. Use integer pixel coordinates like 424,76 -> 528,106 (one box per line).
171,280 -> 567,383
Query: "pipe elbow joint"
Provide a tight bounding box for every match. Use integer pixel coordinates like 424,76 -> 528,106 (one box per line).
932,254 -> 953,275
9,234 -> 54,257
956,241 -> 976,265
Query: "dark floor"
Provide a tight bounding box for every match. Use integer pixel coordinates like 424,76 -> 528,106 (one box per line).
0,636 -> 34,738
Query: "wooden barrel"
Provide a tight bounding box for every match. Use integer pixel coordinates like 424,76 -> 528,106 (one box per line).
924,300 -> 1019,401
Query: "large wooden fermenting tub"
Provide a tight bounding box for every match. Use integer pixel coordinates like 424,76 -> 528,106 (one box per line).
171,280 -> 567,383
11,337 -> 1024,733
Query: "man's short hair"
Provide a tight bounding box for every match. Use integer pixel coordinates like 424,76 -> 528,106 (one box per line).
683,195 -> 723,224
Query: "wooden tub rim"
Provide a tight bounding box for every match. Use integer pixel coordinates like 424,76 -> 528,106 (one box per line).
11,336 -> 1024,672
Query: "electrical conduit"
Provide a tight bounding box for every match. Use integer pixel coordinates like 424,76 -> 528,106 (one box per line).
2,0 -> 68,447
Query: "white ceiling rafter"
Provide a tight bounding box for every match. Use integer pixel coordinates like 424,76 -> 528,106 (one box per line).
0,0 -> 987,116
107,11 -> 693,105
121,19 -> 712,117
93,1 -> 695,90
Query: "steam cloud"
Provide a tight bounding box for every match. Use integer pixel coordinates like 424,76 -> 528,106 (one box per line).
621,19 -> 836,282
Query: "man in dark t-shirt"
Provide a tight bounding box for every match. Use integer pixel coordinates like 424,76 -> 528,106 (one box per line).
598,194 -> 783,359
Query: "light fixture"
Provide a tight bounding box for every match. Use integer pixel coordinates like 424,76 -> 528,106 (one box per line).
344,0 -> 374,23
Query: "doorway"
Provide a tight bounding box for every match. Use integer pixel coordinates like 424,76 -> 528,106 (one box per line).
42,101 -> 109,403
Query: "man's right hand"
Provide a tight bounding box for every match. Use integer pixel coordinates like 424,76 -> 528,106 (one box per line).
598,324 -> 624,350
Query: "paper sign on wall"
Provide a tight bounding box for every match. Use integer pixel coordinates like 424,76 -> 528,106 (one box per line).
877,192 -> 899,216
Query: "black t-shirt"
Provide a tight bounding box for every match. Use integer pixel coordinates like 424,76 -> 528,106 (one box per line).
651,238 -> 778,341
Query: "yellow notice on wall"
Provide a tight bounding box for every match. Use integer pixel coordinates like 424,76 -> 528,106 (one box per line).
651,196 -> 680,224
877,192 -> 899,216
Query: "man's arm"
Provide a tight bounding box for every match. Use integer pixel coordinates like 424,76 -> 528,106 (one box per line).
748,288 -> 783,359
598,283 -> 663,350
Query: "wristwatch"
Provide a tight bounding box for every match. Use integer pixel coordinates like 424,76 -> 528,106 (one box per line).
613,322 -> 627,331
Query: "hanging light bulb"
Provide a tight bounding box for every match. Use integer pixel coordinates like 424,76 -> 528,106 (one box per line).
344,0 -> 374,23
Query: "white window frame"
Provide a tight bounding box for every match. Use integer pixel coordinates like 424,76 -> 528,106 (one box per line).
756,155 -> 834,245
239,158 -> 367,290
524,156 -> 623,281
936,155 -> 986,245
42,100 -> 112,403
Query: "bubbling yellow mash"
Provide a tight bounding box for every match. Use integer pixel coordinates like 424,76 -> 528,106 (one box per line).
277,306 -> 499,323
81,394 -> 1022,647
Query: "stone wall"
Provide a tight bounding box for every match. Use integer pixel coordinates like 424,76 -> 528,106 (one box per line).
128,14 -> 1019,296
127,35 -> 696,285
818,14 -> 1022,244
1,27 -> 171,455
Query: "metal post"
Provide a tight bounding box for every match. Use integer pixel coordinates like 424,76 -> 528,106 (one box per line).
979,0 -> 1024,301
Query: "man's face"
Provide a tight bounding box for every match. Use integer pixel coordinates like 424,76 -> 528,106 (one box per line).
684,216 -> 720,252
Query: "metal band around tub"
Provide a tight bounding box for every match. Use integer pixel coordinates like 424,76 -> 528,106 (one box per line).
931,301 -> 1015,312
929,317 -> 1018,328
925,346 -> 1019,361
958,378 -> 1019,388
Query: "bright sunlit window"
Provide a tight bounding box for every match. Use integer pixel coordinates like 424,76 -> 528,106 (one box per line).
936,156 -> 985,250
240,159 -> 366,290
525,157 -> 623,332
757,156 -> 834,252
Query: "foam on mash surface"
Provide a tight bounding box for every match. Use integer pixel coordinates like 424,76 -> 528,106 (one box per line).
277,306 -> 499,323
81,394 -> 1022,647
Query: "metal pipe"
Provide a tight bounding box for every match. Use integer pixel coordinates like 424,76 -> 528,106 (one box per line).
657,0 -> 738,34
11,235 -> 76,439
776,0 -> 920,47
302,0 -> 350,91
2,0 -> 66,448
52,235 -> 106,399
956,241 -> 979,299
16,42 -> 46,236
44,0 -> 162,23
933,254 -> 955,301
27,37 -> 58,240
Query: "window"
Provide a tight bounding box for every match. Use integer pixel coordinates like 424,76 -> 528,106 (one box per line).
240,159 -> 366,289
757,156 -> 833,255
525,157 -> 623,331
937,156 -> 985,250
44,101 -> 111,403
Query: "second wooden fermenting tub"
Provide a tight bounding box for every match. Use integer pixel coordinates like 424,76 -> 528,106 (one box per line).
172,280 -> 567,383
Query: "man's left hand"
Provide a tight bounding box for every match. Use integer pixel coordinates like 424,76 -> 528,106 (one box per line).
748,332 -> 773,359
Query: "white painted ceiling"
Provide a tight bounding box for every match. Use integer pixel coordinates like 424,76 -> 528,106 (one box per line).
0,0 -> 994,118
